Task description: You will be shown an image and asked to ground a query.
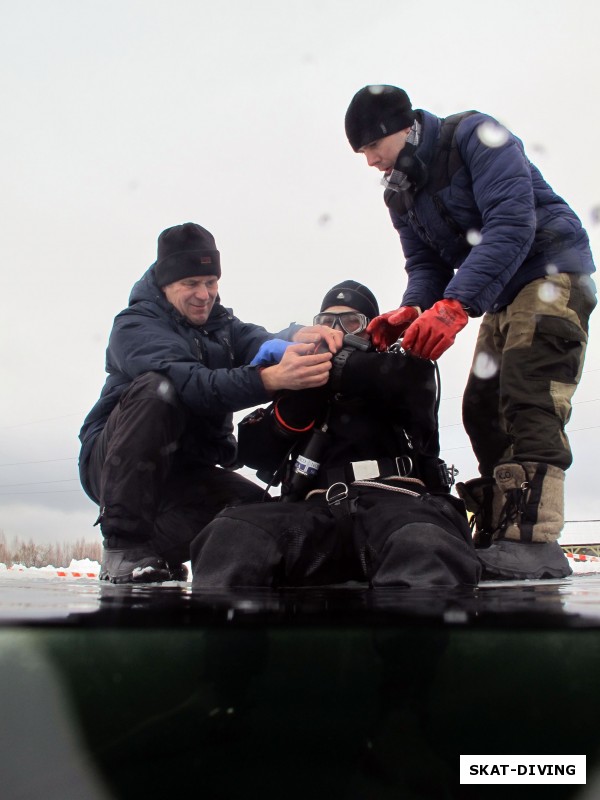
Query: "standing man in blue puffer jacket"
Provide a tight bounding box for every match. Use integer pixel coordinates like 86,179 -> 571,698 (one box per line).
344,85 -> 596,580
79,222 -> 342,584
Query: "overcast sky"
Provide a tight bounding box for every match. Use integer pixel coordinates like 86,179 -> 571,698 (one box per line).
1,0 -> 599,546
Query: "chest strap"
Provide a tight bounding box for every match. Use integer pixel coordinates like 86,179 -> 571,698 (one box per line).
321,456 -> 414,489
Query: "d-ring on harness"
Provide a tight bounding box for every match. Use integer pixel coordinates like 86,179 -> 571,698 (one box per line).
325,482 -> 356,540
322,476 -> 425,551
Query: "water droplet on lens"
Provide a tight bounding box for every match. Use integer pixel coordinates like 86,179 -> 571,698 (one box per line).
538,282 -> 560,303
466,229 -> 483,246
476,121 -> 509,148
473,352 -> 498,380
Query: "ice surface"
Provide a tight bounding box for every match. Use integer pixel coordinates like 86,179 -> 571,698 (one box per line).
0,558 -> 192,581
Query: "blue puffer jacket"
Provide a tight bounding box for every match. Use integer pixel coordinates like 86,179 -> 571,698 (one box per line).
388,110 -> 595,316
79,265 -> 300,497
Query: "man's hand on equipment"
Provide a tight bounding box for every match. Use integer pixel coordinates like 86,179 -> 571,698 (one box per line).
401,298 -> 468,360
293,325 -> 344,354
259,342 -> 333,393
366,306 -> 419,351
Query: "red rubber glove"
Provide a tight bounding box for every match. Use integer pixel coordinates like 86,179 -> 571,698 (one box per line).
402,298 -> 468,360
366,306 -> 420,351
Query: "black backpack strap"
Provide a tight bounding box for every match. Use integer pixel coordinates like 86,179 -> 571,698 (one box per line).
428,110 -> 478,193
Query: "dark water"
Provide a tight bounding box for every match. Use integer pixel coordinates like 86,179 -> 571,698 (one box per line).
1,577 -> 600,799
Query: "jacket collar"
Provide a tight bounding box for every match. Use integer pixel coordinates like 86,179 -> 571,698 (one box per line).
413,109 -> 442,169
385,110 -> 441,193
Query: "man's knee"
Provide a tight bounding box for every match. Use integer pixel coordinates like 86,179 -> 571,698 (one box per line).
124,372 -> 181,408
87,373 -> 187,510
107,372 -> 186,445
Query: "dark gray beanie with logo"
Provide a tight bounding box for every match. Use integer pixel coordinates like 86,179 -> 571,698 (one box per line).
154,222 -> 221,288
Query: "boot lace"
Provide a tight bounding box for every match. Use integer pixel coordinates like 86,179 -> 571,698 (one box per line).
496,481 -> 529,539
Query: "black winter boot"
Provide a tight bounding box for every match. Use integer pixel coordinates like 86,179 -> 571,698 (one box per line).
478,540 -> 571,580
99,542 -> 172,584
477,462 -> 571,580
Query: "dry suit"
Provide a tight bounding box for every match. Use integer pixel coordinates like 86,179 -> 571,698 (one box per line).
191,346 -> 481,588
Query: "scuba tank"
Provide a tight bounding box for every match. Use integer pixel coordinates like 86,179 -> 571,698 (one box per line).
280,334 -> 371,503
281,422 -> 330,502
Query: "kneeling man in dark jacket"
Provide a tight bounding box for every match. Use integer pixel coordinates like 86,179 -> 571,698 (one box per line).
79,222 -> 341,584
191,280 -> 480,588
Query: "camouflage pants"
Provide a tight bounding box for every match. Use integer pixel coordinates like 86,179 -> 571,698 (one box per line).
462,273 -> 596,475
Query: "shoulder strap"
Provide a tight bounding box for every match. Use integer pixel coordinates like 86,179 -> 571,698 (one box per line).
428,110 -> 478,194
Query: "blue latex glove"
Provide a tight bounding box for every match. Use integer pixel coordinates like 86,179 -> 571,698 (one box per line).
249,339 -> 293,366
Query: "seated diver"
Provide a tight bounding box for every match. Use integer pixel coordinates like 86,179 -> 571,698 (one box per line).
190,280 -> 481,588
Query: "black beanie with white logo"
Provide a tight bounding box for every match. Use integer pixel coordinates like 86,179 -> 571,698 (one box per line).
320,280 -> 379,319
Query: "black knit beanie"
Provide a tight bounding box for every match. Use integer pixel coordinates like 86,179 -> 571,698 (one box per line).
154,222 -> 221,288
345,85 -> 415,152
320,280 -> 379,319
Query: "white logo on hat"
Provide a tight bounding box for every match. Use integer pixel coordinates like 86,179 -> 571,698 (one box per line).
336,292 -> 346,300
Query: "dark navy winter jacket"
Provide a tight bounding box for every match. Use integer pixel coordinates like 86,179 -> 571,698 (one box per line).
79,265 -> 300,498
388,110 -> 595,316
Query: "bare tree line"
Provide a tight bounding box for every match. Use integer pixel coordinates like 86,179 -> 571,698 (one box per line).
0,530 -> 101,568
